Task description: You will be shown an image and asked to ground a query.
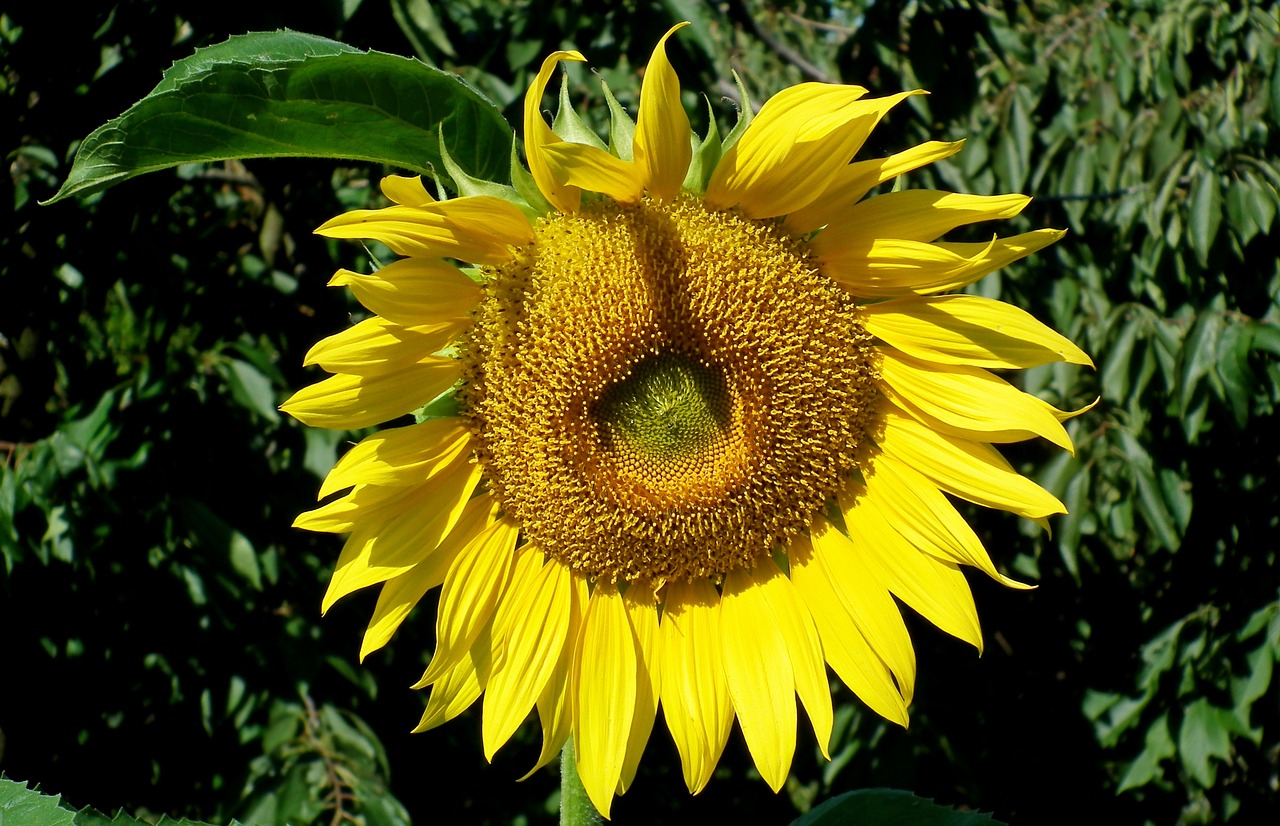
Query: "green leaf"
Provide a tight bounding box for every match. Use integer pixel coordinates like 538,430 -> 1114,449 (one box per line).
1119,429 -> 1181,551
1187,171 -> 1223,266
1232,642 -> 1273,714
553,73 -> 607,150
390,0 -> 457,60
0,777 -> 76,826
1178,698 -> 1244,788
437,127 -> 535,218
1214,320 -> 1255,427
1100,311 -> 1142,404
1179,310 -> 1224,419
1225,177 -> 1260,245
49,31 -> 511,203
599,76 -> 635,162
683,97 -> 722,195
790,789 -> 1004,826
1,776 -> 247,826
223,358 -> 280,424
1250,322 -> 1280,357
179,500 -> 263,591
1117,714 -> 1176,792
1058,466 -> 1089,580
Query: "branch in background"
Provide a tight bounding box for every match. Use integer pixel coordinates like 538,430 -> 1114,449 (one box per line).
736,0 -> 836,84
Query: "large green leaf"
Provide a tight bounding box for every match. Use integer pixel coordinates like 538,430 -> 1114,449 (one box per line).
0,776 -> 248,826
0,777 -> 76,826
790,789 -> 1004,826
48,31 -> 511,202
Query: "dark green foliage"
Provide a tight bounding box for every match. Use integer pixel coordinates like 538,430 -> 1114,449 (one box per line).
791,788 -> 1003,826
2,1 -> 1277,824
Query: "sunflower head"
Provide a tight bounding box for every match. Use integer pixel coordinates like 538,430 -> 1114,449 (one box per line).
282,21 -> 1091,818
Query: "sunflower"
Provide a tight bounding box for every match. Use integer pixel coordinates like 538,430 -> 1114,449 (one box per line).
281,23 -> 1090,817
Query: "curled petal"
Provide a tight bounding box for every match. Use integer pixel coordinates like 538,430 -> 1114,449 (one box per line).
525,50 -> 588,212
820,229 -> 1066,297
540,140 -> 644,204
706,88 -> 924,218
380,174 -> 436,207
634,22 -> 693,200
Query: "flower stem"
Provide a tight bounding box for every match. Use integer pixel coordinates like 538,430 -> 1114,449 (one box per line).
560,737 -> 603,826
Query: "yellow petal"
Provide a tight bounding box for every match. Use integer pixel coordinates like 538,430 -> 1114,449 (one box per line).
875,402 -> 1067,520
841,482 -> 984,652
525,50 -> 587,213
413,626 -> 492,733
315,196 -> 532,266
280,357 -> 460,430
807,516 -> 917,705
522,572 -> 590,780
328,259 -> 482,327
862,293 -> 1093,369
707,88 -> 924,218
572,583 -> 637,818
380,174 -> 436,207
863,451 -> 1031,589
877,346 -> 1074,452
785,140 -> 965,234
360,558 -> 443,661
720,565 -> 797,792
659,578 -> 733,794
634,22 -> 692,201
304,316 -> 465,375
758,563 -> 833,759
292,482 -> 418,534
786,533 -> 909,726
488,543 -> 546,644
318,417 -> 472,497
321,468 -> 484,613
618,584 -> 661,795
482,550 -> 573,760
821,229 -> 1065,298
540,140 -> 644,204
811,191 -> 1031,252
419,507 -> 518,686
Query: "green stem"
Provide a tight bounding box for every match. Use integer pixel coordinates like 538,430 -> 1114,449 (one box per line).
560,737 -> 604,826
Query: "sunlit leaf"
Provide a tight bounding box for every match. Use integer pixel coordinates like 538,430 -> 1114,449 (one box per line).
49,31 -> 511,202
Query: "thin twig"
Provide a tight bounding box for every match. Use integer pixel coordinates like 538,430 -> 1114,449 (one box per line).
784,9 -> 857,36
301,693 -> 357,826
737,0 -> 836,83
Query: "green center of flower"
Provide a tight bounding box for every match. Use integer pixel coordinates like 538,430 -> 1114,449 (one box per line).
596,352 -> 730,463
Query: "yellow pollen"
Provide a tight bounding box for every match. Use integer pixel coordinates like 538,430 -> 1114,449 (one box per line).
461,195 -> 877,583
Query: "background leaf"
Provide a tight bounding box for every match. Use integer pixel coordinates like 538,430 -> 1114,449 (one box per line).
790,789 -> 1004,826
48,31 -> 511,202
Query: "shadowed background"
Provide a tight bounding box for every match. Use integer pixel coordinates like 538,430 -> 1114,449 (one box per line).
2,1 -> 1277,823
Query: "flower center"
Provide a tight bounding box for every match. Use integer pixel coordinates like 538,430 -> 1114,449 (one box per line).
596,352 -> 730,465
461,195 -> 877,583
